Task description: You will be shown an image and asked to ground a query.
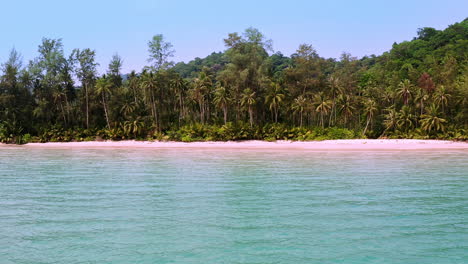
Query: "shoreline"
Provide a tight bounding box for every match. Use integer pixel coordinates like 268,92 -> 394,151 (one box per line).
2,139 -> 468,150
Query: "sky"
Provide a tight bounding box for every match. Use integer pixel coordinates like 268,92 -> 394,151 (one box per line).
1,0 -> 467,74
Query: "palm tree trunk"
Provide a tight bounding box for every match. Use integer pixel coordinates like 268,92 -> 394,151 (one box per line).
223,106 -> 227,125
249,106 -> 253,128
420,99 -> 424,116
274,106 -> 278,123
102,94 -> 110,129
199,99 -> 204,124
60,100 -> 66,125
321,112 -> 324,128
85,83 -> 89,129
329,98 -> 335,126
179,95 -> 183,126
64,93 -> 70,125
300,110 -> 303,127
363,116 -> 370,136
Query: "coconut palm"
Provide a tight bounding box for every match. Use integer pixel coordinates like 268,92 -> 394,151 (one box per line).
53,86 -> 67,125
265,81 -> 285,123
414,88 -> 430,116
190,80 -> 206,124
433,85 -> 451,114
363,98 -> 378,136
190,71 -> 212,123
338,94 -> 355,127
327,75 -> 343,125
171,76 -> 186,123
241,88 -> 256,127
120,100 -> 136,120
127,71 -> 140,103
313,92 -> 332,128
140,72 -> 159,125
420,104 -> 446,134
123,118 -> 144,138
292,95 -> 308,127
95,77 -> 112,129
382,107 -> 398,135
397,79 -> 413,105
397,105 -> 414,132
213,85 -> 230,124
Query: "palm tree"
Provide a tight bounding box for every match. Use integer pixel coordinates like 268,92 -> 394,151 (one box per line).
363,98 -> 378,136
420,104 -> 446,135
213,85 -> 230,125
338,94 -> 355,127
265,82 -> 285,123
140,72 -> 159,125
241,88 -> 256,127
120,100 -> 136,120
397,79 -> 413,105
95,77 -> 112,129
421,104 -> 447,133
128,71 -> 140,103
381,89 -> 397,108
190,71 -> 212,124
327,76 -> 343,126
123,119 -> 145,138
292,95 -> 308,127
382,107 -> 398,135
190,80 -> 206,124
433,85 -> 451,114
53,86 -> 67,125
171,76 -> 186,124
414,88 -> 429,116
397,105 -> 414,132
313,92 -> 332,128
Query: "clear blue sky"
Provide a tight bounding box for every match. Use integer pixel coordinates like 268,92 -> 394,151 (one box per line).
1,0 -> 467,74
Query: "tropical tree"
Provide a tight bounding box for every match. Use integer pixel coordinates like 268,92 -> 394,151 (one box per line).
140,71 -> 159,125
327,75 -> 343,126
313,92 -> 332,128
433,85 -> 451,114
397,105 -> 414,132
241,88 -> 256,127
414,88 -> 430,116
72,48 -> 98,128
52,86 -> 67,125
420,104 -> 447,135
171,76 -> 187,124
291,95 -> 308,127
338,94 -> 355,127
213,85 -> 230,124
95,77 -> 112,129
190,72 -> 212,123
147,34 -> 175,71
363,98 -> 378,136
382,107 -> 398,135
108,53 -> 123,87
265,81 -> 285,123
397,79 -> 413,105
120,100 -> 136,120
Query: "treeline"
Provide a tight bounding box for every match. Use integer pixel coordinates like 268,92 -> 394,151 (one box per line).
0,19 -> 467,143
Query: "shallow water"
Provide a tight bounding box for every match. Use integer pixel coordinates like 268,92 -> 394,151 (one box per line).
0,147 -> 467,263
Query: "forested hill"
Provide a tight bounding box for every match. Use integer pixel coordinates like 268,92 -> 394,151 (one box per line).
0,19 -> 467,143
174,18 -> 467,83
172,52 -> 228,79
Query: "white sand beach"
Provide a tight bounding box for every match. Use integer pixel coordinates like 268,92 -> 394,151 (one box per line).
3,139 -> 467,150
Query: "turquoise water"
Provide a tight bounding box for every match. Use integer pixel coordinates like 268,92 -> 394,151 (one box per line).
0,147 -> 467,264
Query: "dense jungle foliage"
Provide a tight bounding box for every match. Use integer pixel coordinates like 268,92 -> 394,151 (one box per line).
1,19 -> 467,143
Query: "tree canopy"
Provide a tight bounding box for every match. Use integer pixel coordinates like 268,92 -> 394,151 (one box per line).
1,19 -> 467,143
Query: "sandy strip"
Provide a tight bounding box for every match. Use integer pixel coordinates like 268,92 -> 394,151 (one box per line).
1,139 -> 466,150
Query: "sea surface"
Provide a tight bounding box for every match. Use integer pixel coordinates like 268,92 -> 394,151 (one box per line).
0,147 -> 467,264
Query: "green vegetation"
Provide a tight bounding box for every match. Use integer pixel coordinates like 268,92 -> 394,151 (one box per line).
1,19 -> 467,144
